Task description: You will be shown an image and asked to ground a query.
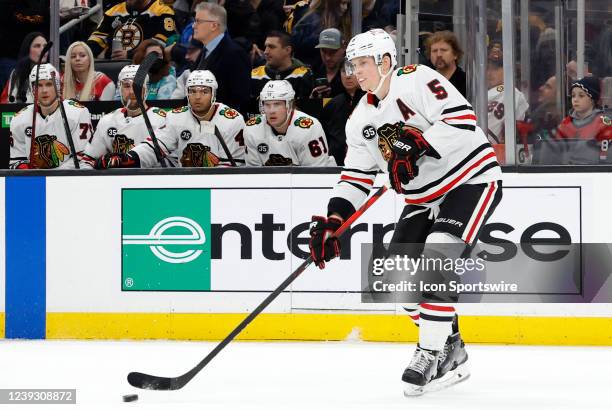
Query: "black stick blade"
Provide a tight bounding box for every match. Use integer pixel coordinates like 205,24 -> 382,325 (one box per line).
127,372 -> 175,390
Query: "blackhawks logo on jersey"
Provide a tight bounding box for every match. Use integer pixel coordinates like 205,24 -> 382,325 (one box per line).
67,99 -> 85,108
31,134 -> 70,169
180,143 -> 220,168
246,115 -> 262,126
112,134 -> 135,154
397,64 -> 418,76
603,115 -> 611,126
152,108 -> 167,117
172,106 -> 189,114
294,117 -> 314,129
220,107 -> 239,119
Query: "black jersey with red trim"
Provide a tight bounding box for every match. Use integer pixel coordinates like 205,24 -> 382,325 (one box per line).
87,0 -> 177,58
332,64 -> 501,217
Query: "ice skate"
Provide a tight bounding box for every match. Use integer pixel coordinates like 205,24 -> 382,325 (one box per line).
402,333 -> 471,396
401,346 -> 440,396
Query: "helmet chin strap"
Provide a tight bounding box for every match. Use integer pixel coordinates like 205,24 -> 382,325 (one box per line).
370,64 -> 393,97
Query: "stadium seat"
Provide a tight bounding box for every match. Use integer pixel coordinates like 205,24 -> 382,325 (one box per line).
94,59 -> 130,84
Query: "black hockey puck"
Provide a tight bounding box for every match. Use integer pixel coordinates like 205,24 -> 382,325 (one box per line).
122,394 -> 139,402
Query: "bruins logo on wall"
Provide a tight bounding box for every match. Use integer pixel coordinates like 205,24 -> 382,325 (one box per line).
180,143 -> 220,167
246,115 -> 262,126
397,64 -> 418,76
112,134 -> 134,154
294,117 -> 313,129
220,107 -> 239,119
31,134 -> 69,169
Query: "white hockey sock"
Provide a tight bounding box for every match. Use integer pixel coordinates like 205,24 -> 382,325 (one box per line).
418,303 -> 455,351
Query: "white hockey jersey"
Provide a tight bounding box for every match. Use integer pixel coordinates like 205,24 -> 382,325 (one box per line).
244,110 -> 336,166
486,85 -> 529,144
133,104 -> 244,168
338,64 -> 501,210
9,100 -> 92,169
74,106 -> 167,169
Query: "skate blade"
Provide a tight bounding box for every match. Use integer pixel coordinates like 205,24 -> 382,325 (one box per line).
403,364 -> 470,397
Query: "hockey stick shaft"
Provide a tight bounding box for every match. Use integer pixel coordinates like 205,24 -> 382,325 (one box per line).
29,41 -> 53,167
127,184 -> 388,390
213,125 -> 237,167
133,53 -> 166,168
50,71 -> 80,169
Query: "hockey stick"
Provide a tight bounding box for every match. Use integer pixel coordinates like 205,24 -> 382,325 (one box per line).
132,52 -> 166,168
50,70 -> 80,169
127,184 -> 389,391
213,125 -> 237,167
29,41 -> 53,167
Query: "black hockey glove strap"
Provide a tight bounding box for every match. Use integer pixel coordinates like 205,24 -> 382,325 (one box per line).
95,151 -> 141,169
309,216 -> 342,269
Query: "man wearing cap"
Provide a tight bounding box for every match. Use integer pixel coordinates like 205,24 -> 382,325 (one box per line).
250,31 -> 314,111
311,28 -> 345,100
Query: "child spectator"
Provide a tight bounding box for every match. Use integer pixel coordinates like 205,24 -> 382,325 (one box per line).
556,77 -> 612,163
63,41 -> 115,101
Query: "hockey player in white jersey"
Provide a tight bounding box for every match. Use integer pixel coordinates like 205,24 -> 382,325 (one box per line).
244,80 -> 336,166
10,64 -> 92,169
75,65 -> 167,169
307,29 -> 502,395
97,70 -> 244,168
138,69 -> 245,168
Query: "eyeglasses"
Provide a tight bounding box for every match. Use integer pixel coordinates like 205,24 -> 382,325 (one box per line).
194,18 -> 218,25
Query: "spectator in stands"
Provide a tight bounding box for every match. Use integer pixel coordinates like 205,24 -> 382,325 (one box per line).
0,1 -> 50,91
531,75 -> 561,138
425,30 -> 466,97
485,41 -> 529,145
132,39 -> 177,99
310,28 -> 345,99
87,0 -> 178,60
557,77 -> 611,141
251,31 -> 314,106
320,65 -> 364,165
1,32 -> 47,103
283,0 -> 310,34
362,0 -> 396,32
63,41 -> 115,101
291,0 -> 351,68
191,2 -> 251,114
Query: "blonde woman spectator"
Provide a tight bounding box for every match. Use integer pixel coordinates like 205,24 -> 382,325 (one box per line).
63,42 -> 115,101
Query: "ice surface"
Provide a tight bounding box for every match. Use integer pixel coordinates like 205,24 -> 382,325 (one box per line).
0,339 -> 609,409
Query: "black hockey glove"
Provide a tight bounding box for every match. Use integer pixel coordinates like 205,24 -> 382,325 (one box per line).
309,216 -> 342,269
95,151 -> 141,169
386,122 -> 440,193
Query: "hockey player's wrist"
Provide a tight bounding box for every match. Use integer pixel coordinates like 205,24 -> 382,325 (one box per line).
327,197 -> 355,222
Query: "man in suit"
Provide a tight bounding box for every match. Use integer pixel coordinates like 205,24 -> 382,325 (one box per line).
192,2 -> 251,114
